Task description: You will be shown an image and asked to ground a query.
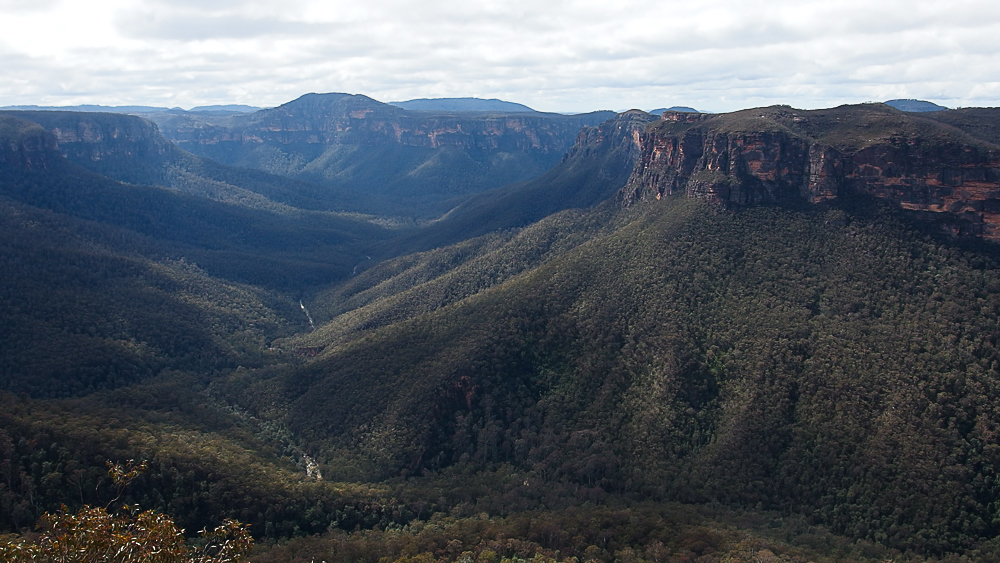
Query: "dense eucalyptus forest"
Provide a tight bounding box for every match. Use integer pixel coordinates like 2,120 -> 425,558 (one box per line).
3,97 -> 1000,562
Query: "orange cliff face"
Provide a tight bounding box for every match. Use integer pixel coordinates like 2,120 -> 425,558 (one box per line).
624,126 -> 813,206
843,141 -> 1000,237
622,107 -> 1000,240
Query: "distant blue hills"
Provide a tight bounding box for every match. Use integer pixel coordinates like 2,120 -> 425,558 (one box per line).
0,98 -> 956,118
0,104 -> 261,114
388,98 -> 538,113
649,106 -> 701,115
884,99 -> 949,112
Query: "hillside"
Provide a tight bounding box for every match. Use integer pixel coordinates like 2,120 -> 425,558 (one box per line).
924,107 -> 1000,146
4,100 -> 1000,560
219,193 -> 1000,555
0,114 -> 397,397
211,104 -> 1000,556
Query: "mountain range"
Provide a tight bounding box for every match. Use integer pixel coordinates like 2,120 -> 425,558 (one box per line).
388,98 -> 539,113
0,104 -> 263,114
137,93 -> 614,218
2,95 -> 1000,561
884,99 -> 950,112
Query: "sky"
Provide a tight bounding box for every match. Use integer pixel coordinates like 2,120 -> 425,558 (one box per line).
1,0 -> 998,114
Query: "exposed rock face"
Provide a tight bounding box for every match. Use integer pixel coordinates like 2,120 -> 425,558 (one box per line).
154,93 -> 612,155
564,109 -> 655,180
1,111 -> 171,164
0,110 -> 182,189
623,105 -> 1000,239
626,126 -> 812,205
0,117 -> 60,171
843,140 -> 1000,236
804,145 -> 842,203
144,93 -> 617,217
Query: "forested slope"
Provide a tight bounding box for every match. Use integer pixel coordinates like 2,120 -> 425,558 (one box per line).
0,115 -> 417,540
0,115 -> 395,290
218,193 -> 1000,555
5,103 -> 1000,560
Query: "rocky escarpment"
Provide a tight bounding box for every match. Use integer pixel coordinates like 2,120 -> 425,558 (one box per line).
0,117 -> 61,171
0,110 -> 178,188
152,93 -> 614,154
623,104 -> 1000,239
142,93 -> 618,218
1,111 -> 172,163
563,109 -> 656,180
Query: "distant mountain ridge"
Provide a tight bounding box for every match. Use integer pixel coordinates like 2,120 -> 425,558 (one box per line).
188,104 -> 261,113
0,104 -> 177,113
0,109 -> 363,214
388,97 -> 538,113
145,92 -> 614,217
0,104 -> 261,115
884,99 -> 949,112
649,106 -> 701,115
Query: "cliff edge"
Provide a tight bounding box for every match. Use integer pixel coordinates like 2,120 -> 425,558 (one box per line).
622,103 -> 1000,239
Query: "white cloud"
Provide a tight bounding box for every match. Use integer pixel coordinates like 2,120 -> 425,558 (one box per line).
0,0 -> 60,12
0,0 -> 997,112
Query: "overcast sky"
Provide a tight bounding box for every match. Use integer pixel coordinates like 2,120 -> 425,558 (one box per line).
1,0 -> 998,113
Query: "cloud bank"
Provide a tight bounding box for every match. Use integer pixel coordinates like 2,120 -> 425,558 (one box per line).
1,0 -> 997,112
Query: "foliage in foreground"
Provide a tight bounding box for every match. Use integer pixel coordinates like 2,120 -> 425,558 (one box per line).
0,461 -> 253,563
0,506 -> 251,563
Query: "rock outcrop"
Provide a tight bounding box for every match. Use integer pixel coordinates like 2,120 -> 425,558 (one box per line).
622,104 -> 1000,239
0,110 -> 181,190
0,117 -> 61,171
564,109 -> 656,181
2,111 -> 172,164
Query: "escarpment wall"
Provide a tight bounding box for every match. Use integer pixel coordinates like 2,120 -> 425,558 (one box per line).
0,117 -> 61,171
157,93 -> 614,155
0,111 -> 172,164
623,112 -> 1000,239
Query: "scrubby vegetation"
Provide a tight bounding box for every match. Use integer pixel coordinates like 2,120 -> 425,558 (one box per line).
0,461 -> 254,563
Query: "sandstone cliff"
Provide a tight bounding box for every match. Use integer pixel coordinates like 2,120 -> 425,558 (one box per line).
2,111 -> 171,162
154,93 -> 612,153
0,110 -> 178,189
623,104 -> 1000,239
142,93 -> 616,217
0,117 -> 61,171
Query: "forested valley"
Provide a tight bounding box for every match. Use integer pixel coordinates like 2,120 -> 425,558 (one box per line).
3,100 -> 1000,562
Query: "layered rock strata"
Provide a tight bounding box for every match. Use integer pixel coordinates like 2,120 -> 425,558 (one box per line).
0,118 -> 60,171
623,106 -> 1000,239
152,93 -> 613,155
